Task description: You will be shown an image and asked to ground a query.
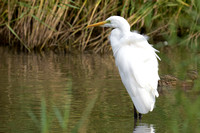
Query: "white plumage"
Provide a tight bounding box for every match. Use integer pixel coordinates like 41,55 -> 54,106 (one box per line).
87,16 -> 160,114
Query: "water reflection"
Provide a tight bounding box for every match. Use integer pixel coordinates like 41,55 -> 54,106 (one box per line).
0,47 -> 200,132
133,122 -> 154,133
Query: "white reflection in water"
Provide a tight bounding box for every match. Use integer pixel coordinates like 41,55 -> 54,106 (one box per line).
133,123 -> 155,133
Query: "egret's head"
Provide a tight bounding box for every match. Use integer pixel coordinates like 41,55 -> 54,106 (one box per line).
87,16 -> 130,32
104,16 -> 130,29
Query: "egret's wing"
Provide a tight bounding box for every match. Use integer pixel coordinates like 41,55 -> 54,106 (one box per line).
130,49 -> 160,96
114,35 -> 160,114
115,33 -> 160,97
111,30 -> 160,114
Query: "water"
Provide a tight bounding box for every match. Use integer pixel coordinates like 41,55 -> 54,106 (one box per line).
0,47 -> 200,133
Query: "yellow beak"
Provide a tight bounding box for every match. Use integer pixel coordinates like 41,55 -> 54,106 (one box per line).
87,21 -> 107,28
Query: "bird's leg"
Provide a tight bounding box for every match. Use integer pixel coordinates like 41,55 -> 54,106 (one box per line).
133,117 -> 138,129
134,105 -> 138,119
139,113 -> 142,120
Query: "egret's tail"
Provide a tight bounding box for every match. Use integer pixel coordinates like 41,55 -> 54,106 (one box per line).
131,88 -> 158,114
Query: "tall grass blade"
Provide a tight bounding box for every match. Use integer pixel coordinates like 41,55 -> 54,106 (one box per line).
6,23 -> 30,52
53,78 -> 72,131
177,0 -> 190,7
0,0 -> 199,52
54,107 -> 65,129
71,94 -> 98,133
27,111 -> 39,127
61,3 -> 80,9
31,15 -> 56,32
41,99 -> 48,133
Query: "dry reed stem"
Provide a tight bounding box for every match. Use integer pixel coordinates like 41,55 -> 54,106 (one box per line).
1,0 -> 199,52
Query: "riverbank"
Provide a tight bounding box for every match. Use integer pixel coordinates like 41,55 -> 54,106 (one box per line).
1,1 -> 200,53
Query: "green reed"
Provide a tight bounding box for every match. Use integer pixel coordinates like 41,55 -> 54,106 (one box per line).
0,0 -> 200,52
169,89 -> 200,133
28,79 -> 72,133
27,78 -> 98,133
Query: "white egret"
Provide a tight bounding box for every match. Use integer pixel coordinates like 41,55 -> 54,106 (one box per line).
87,16 -> 160,119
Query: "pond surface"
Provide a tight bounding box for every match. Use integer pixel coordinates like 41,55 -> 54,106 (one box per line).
0,47 -> 200,133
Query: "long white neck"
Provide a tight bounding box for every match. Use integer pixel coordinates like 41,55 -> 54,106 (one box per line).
118,22 -> 130,34
109,28 -> 123,56
109,19 -> 131,55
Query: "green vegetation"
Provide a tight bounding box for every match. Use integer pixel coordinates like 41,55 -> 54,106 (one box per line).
28,98 -> 71,133
0,0 -> 200,52
0,47 -> 200,132
168,89 -> 200,133
28,79 -> 73,133
27,78 -> 99,133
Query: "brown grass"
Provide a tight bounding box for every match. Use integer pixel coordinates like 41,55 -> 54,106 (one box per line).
0,0 -> 200,53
